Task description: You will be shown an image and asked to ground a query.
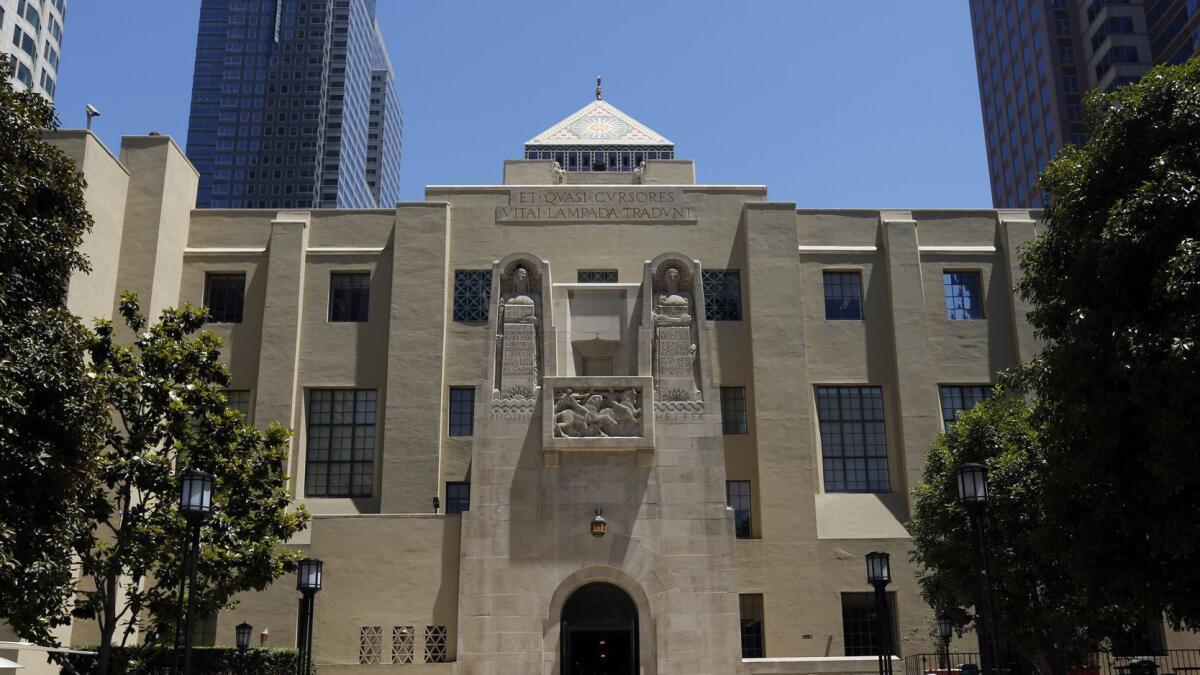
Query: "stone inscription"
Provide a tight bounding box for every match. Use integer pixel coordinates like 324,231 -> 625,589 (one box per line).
497,188 -> 695,223
656,326 -> 694,377
501,323 -> 537,377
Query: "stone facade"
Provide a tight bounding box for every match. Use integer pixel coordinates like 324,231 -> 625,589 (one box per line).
15,102 -> 1189,674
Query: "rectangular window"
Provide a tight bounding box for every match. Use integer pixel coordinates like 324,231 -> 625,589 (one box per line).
823,271 -> 863,320
939,385 -> 992,427
817,386 -> 889,493
943,271 -> 984,320
448,387 -> 475,437
739,594 -> 765,658
577,269 -> 618,283
446,482 -> 470,514
329,272 -> 370,322
726,480 -> 753,539
204,272 -> 246,323
224,389 -> 251,420
453,269 -> 491,322
702,269 -> 742,321
720,387 -> 749,435
841,592 -> 897,656
305,389 -> 376,498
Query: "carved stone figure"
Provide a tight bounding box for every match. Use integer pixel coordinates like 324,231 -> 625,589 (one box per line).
651,261 -> 703,409
493,262 -> 543,419
552,161 -> 566,184
553,388 -> 642,438
632,160 -> 646,184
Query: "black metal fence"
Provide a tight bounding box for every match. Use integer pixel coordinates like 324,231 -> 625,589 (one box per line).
903,650 -> 1200,675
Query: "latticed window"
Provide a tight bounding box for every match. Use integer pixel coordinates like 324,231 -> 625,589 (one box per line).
204,272 -> 245,323
816,386 -> 889,493
823,271 -> 863,320
391,625 -> 414,664
329,272 -> 370,322
425,625 -> 448,663
943,271 -> 983,320
305,389 -> 376,498
739,594 -> 765,658
726,480 -> 752,539
453,269 -> 491,322
448,387 -> 475,437
446,482 -> 470,514
577,269 -> 617,283
224,389 -> 251,420
703,269 -> 742,321
841,592 -> 896,656
939,385 -> 991,427
359,625 -> 383,664
720,387 -> 749,435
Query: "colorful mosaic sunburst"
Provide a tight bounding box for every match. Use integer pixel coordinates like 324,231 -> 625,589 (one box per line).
568,115 -> 630,140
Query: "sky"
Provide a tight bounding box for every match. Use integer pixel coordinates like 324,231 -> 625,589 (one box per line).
54,1 -> 992,208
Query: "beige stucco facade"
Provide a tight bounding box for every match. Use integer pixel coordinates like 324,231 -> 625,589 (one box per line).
22,102 -> 1179,675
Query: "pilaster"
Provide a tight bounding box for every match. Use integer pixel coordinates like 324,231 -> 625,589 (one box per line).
996,210 -> 1040,363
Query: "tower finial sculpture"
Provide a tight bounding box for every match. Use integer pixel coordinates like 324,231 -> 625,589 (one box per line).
595,75 -> 603,100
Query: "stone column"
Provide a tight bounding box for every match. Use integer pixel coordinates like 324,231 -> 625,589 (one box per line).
254,212 -> 309,490
996,210 -> 1040,363
380,203 -> 451,514
878,211 -> 941,507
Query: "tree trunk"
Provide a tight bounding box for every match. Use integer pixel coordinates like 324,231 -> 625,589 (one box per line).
95,569 -> 119,674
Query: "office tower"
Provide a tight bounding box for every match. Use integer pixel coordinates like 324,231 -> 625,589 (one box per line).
186,0 -> 403,209
969,0 -> 1199,208
1,0 -> 66,99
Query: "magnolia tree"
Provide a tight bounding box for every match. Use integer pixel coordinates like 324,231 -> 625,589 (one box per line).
77,295 -> 309,673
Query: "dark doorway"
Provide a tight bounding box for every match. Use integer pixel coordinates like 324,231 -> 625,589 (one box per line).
561,582 -> 638,675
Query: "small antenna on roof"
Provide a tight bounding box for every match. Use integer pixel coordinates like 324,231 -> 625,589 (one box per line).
595,75 -> 602,101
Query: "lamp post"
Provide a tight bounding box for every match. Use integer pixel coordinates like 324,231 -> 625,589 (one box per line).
936,615 -> 954,672
956,462 -> 1001,675
235,622 -> 252,675
175,469 -> 214,675
296,558 -> 323,675
866,551 -> 893,675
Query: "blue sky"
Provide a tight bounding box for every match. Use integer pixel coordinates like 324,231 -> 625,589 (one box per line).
55,1 -> 991,208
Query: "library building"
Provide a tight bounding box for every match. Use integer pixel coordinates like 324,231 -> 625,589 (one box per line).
25,90 -> 1147,675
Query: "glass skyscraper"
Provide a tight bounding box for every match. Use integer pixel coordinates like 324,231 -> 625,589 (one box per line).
970,0 -> 1200,208
186,0 -> 402,209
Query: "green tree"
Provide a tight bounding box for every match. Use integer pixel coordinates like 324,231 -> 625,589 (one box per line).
909,390 -> 1101,674
1021,57 -> 1200,632
0,82 -> 107,646
77,295 -> 309,673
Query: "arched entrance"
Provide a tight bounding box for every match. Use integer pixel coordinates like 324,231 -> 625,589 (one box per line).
561,582 -> 638,675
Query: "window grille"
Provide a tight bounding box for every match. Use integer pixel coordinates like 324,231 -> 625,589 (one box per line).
391,626 -> 414,664
204,273 -> 246,323
446,482 -> 470,514
453,269 -> 491,322
425,625 -> 448,663
823,271 -> 863,320
448,387 -> 475,437
703,269 -> 742,321
842,592 -> 896,656
726,481 -> 753,539
305,389 -> 376,497
359,625 -> 382,664
720,387 -> 749,435
329,271 -> 370,322
577,269 -> 617,283
938,385 -> 992,427
739,594 -> 765,658
943,271 -> 984,320
816,387 -> 889,493
224,389 -> 251,419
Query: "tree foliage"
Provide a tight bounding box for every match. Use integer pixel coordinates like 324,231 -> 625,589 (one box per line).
0,81 -> 107,645
77,295 -> 309,673
1021,57 -> 1200,632
909,390 -> 1100,672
